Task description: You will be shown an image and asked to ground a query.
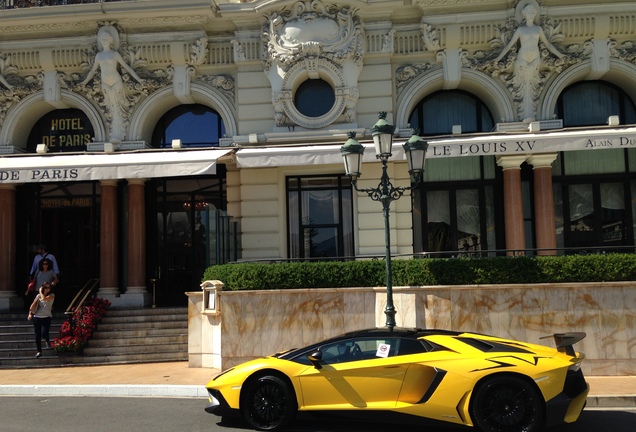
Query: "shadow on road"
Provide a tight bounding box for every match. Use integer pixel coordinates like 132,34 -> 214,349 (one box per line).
218,409 -> 636,432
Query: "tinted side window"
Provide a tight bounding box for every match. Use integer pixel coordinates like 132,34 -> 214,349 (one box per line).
396,338 -> 430,355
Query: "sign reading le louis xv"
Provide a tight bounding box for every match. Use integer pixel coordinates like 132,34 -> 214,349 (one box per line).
427,129 -> 636,158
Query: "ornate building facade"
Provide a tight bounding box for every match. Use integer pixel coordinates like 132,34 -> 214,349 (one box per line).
1,0 -> 635,311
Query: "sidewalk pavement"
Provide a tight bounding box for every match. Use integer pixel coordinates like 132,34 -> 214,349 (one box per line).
0,362 -> 635,408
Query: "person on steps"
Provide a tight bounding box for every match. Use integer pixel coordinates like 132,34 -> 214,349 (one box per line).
28,283 -> 55,358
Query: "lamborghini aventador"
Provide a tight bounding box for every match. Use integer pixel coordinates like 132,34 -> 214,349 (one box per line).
205,328 -> 588,432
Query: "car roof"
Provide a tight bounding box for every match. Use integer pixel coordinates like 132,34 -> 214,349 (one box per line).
338,327 -> 463,339
275,327 -> 465,360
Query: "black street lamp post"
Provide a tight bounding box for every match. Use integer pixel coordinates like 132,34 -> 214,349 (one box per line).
341,112 -> 428,329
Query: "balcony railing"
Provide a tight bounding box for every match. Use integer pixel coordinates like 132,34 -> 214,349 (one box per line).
231,244 -> 636,264
1,0 -> 126,9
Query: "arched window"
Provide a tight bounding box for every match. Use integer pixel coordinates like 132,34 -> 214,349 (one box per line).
408,90 -> 494,136
152,104 -> 225,148
557,81 -> 636,127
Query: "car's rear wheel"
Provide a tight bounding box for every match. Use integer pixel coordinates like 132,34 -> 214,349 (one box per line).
241,374 -> 297,431
470,375 -> 545,432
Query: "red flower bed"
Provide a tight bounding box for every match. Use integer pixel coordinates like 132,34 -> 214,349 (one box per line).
52,298 -> 111,352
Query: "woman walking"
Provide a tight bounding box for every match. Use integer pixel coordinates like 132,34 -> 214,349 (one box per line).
28,283 -> 55,358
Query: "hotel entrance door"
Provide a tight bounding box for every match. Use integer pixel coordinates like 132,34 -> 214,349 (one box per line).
34,186 -> 98,311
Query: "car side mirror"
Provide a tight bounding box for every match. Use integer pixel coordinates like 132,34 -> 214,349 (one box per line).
307,350 -> 323,369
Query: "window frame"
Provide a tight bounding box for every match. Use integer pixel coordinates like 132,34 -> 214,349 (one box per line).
286,174 -> 354,260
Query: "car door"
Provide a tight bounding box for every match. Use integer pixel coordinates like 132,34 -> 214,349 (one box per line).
297,337 -> 410,410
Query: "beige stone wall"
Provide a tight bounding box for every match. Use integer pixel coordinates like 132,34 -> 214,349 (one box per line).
188,282 -> 636,376
239,167 -> 281,259
236,159 -> 415,260
355,161 -> 415,257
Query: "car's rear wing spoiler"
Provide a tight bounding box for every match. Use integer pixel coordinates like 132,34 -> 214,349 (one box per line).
541,332 -> 586,356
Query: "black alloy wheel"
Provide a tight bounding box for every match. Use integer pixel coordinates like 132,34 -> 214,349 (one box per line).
241,374 -> 297,431
470,375 -> 545,432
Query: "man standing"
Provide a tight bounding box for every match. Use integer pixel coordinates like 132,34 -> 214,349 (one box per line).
26,244 -> 60,310
30,244 -> 60,280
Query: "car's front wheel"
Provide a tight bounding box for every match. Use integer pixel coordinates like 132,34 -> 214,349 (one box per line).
241,374 -> 297,431
470,375 -> 545,432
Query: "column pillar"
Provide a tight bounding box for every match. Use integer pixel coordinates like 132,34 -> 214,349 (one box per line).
0,185 -> 19,311
120,179 -> 149,307
98,180 -> 119,299
528,154 -> 558,256
496,155 -> 528,256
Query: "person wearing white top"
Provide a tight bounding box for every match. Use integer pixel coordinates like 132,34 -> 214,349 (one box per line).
28,283 -> 55,358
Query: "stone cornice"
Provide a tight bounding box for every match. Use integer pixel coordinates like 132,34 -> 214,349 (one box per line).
0,22 -> 95,34
119,15 -> 211,28
416,0 -> 502,5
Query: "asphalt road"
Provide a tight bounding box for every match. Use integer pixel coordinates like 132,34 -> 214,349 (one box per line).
0,397 -> 634,432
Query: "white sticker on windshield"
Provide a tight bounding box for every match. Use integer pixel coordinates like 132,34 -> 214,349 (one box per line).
376,343 -> 390,358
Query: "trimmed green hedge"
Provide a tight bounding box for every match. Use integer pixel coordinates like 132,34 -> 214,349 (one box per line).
202,254 -> 636,291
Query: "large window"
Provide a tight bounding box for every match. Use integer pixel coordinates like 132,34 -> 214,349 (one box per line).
150,174 -> 230,305
553,82 -> 636,252
557,81 -> 636,127
287,175 -> 354,259
409,91 -> 499,255
558,181 -> 629,251
409,90 -> 494,136
152,104 -> 225,147
422,184 -> 497,256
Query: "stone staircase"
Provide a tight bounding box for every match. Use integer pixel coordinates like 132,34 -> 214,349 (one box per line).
0,312 -> 66,368
0,307 -> 188,368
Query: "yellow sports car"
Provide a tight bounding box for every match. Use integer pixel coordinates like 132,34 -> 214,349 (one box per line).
205,328 -> 588,431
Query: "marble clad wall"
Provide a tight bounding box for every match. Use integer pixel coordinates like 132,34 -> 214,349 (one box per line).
187,282 -> 636,375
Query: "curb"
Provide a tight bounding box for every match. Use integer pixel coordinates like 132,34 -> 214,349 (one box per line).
586,395 -> 636,408
0,384 -> 208,398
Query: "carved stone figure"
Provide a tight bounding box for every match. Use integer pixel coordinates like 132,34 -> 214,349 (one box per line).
0,56 -> 14,90
494,2 -> 563,121
0,75 -> 12,91
81,26 -> 144,143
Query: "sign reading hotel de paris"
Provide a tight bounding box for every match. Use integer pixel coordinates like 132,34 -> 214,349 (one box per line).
28,109 -> 95,153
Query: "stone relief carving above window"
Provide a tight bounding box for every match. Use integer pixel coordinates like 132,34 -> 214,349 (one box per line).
481,0 -> 567,121
615,41 -> 636,64
262,0 -> 363,129
421,23 -> 441,52
77,23 -> 148,143
0,55 -> 41,128
190,37 -> 209,67
489,1 -> 565,121
70,23 -> 229,143
415,0 -> 579,122
395,63 -> 434,95
198,74 -> 236,103
262,0 -> 363,71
